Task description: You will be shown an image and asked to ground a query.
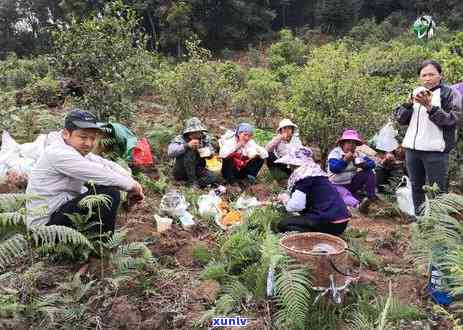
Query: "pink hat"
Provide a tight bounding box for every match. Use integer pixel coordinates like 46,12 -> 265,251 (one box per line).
337,129 -> 363,146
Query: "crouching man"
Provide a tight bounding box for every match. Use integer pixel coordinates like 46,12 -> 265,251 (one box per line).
26,109 -> 144,234
168,117 -> 222,188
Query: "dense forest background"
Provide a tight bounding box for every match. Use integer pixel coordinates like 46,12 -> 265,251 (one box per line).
2,0 -> 463,58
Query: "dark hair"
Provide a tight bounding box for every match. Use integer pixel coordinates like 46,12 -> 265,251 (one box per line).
418,60 -> 442,75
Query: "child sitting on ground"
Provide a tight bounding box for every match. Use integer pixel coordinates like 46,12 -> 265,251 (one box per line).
327,129 -> 378,214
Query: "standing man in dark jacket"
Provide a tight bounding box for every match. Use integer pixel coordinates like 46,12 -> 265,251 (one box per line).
395,60 -> 461,214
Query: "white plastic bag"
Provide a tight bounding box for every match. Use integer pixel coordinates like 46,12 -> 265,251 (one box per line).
198,192 -> 222,219
396,176 -> 415,216
179,211 -> 195,230
0,131 -> 20,154
160,190 -> 189,217
235,196 -> 261,209
19,134 -> 47,161
375,122 -> 399,153
0,131 -> 47,179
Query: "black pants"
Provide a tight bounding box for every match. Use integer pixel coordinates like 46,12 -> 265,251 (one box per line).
48,185 -> 121,234
221,157 -> 264,184
405,149 -> 449,214
173,149 -> 221,187
278,214 -> 348,236
267,152 -> 292,176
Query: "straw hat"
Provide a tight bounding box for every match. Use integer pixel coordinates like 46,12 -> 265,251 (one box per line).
277,119 -> 298,133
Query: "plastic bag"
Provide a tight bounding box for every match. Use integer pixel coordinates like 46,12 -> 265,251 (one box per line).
179,211 -> 195,230
396,176 -> 415,216
19,134 -> 47,161
198,192 -> 222,219
160,190 -> 189,217
132,138 -> 154,167
0,131 -> 34,178
235,196 -> 261,209
0,131 -> 20,154
374,122 -> 399,153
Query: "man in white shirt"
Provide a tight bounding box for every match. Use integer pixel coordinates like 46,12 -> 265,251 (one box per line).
26,109 -> 144,234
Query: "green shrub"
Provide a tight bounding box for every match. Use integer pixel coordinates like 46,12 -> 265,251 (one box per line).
157,40 -> 239,119
360,41 -> 432,79
280,42 -> 391,160
268,29 -> 307,69
53,1 -> 159,122
243,68 -> 283,128
27,75 -> 62,106
0,54 -> 51,91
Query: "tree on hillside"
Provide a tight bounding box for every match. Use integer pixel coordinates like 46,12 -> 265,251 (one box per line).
53,0 -> 160,121
0,0 -> 64,57
280,43 -> 391,161
317,0 -> 357,34
160,1 -> 194,57
190,0 -> 278,50
0,0 -> 20,57
127,0 -> 162,51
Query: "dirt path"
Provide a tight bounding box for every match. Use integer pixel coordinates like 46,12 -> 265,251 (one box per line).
349,213 -> 429,307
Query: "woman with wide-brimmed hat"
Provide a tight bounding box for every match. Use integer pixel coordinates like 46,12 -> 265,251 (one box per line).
327,129 -> 377,214
276,146 -> 350,235
266,118 -> 302,176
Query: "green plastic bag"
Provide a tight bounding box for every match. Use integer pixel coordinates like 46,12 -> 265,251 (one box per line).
413,15 -> 436,41
100,123 -> 138,162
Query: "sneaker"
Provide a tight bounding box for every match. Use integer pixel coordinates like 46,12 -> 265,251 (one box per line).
246,175 -> 257,185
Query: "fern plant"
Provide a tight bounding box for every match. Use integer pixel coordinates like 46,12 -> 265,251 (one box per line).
34,272 -> 97,329
411,193 -> 463,293
200,227 -> 313,330
137,172 -> 169,195
347,282 -> 425,330
273,264 -> 312,329
0,194 -> 93,270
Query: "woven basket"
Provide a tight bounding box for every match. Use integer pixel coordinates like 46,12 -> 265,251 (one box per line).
280,232 -> 348,288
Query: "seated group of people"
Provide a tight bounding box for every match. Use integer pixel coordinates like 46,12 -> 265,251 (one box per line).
25,109 -> 403,239
168,117 -> 404,236
167,117 -> 302,188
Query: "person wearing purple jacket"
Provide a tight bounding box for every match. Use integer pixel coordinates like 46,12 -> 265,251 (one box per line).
327,129 -> 377,214
395,60 -> 461,214
276,146 -> 350,235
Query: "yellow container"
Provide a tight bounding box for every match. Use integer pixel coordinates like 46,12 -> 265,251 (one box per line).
206,155 -> 222,173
